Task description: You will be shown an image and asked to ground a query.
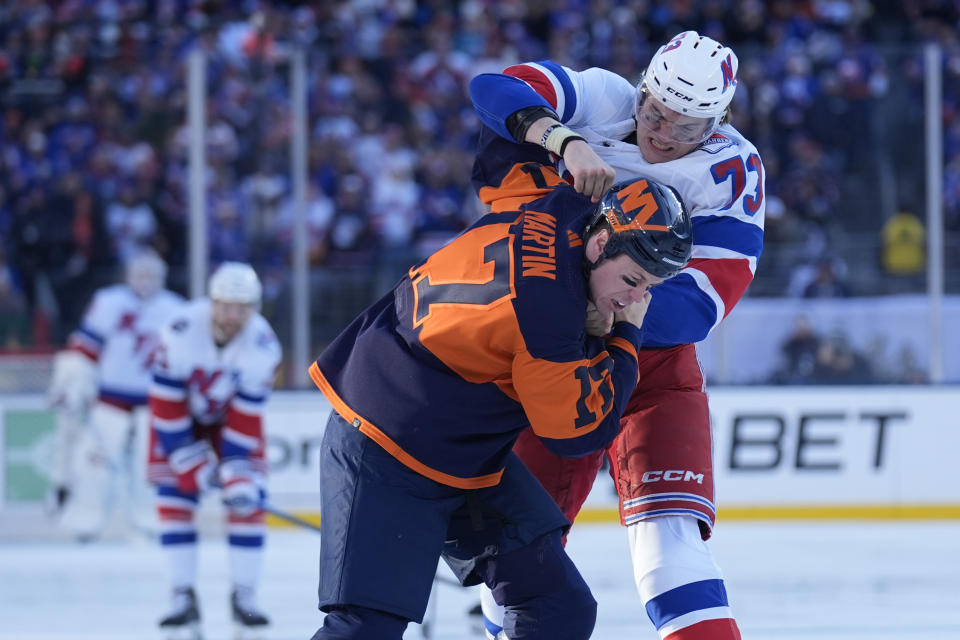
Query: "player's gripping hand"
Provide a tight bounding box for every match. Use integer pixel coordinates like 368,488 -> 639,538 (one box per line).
169,440 -> 218,494
612,291 -> 651,329
219,459 -> 261,517
585,302 -> 614,337
563,140 -> 616,203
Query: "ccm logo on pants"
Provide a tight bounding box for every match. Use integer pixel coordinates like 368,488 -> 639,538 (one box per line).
641,470 -> 704,484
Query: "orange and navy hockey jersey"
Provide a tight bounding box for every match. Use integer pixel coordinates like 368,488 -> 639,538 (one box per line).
310,160 -> 643,489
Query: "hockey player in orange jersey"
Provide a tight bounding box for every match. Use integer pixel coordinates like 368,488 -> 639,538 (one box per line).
307,149 -> 693,639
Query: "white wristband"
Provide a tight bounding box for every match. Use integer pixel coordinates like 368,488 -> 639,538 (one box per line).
543,125 -> 585,156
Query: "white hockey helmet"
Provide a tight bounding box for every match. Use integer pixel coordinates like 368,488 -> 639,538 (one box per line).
125,247 -> 167,299
208,262 -> 262,306
636,31 -> 739,142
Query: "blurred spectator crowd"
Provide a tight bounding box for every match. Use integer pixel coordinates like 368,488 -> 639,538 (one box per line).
769,314 -> 929,385
1,0 -> 959,352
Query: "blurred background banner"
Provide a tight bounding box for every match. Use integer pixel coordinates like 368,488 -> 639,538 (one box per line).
5,387 -> 958,526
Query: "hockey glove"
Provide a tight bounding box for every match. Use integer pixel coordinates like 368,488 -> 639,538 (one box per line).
219,459 -> 261,517
168,440 -> 218,495
48,350 -> 97,415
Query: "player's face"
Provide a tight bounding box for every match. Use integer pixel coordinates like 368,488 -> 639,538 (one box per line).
211,300 -> 255,345
635,94 -> 712,164
588,253 -> 664,315
127,268 -> 163,299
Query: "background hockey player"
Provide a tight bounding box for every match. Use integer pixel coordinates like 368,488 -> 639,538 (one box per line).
147,262 -> 281,639
307,144 -> 694,639
469,30 -> 765,640
47,247 -> 184,540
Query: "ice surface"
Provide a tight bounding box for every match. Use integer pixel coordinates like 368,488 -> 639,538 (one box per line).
1,521 -> 958,639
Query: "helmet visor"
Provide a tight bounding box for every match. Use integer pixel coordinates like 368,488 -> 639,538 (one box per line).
635,83 -> 720,145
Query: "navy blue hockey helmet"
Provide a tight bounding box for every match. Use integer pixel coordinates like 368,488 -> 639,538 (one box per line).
586,177 -> 693,279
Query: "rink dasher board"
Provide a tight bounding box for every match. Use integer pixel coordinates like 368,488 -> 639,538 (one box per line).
1,387 -> 958,519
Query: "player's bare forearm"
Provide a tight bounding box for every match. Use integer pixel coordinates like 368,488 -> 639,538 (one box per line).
523,116 -> 560,144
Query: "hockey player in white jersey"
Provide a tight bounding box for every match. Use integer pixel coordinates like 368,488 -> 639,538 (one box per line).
469,31 -> 765,640
47,247 -> 184,540
148,262 -> 281,640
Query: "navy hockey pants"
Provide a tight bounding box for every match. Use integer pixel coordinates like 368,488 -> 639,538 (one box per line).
310,411 -> 596,640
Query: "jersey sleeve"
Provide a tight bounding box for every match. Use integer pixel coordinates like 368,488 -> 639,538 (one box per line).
469,61 -> 634,141
67,289 -> 111,362
221,322 -> 281,462
148,317 -> 194,455
642,145 -> 766,346
505,185 -> 643,458
513,320 -> 642,458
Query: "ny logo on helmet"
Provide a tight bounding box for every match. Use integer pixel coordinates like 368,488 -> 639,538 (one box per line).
606,179 -> 669,232
721,54 -> 737,92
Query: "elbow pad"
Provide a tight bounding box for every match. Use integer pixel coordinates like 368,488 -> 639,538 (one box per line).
507,105 -> 560,142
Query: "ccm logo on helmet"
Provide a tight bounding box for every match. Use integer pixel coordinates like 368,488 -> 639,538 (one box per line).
641,469 -> 705,484
665,86 -> 694,103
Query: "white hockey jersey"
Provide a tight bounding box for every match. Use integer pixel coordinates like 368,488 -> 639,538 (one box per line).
148,299 -> 281,478
471,61 -> 766,347
68,284 -> 185,407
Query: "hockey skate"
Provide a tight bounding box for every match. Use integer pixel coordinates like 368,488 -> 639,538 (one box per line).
45,485 -> 71,517
158,586 -> 202,640
231,587 -> 269,639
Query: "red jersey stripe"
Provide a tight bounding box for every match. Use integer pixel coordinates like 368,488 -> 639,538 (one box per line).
664,617 -> 741,640
686,257 -> 754,319
504,64 -> 558,110
150,395 -> 189,421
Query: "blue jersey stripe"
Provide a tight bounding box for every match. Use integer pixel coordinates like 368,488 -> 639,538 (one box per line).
76,325 -> 105,345
221,439 -> 253,459
536,60 -> 578,122
641,274 -> 718,347
228,534 -> 264,548
692,216 -> 764,258
484,616 -> 505,636
160,531 -> 197,546
156,430 -> 195,457
153,373 -> 186,389
157,485 -> 200,502
99,388 -> 148,407
645,579 -> 729,629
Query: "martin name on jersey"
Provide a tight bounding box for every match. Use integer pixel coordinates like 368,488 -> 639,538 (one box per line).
147,299 -> 281,485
